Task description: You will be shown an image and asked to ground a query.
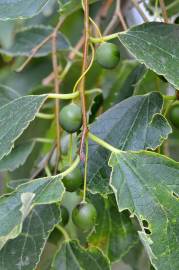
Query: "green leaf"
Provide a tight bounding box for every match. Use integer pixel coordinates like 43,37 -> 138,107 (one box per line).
0,94 -> 47,161
59,0 -> 101,16
0,26 -> 70,57
109,150 -> 179,270
88,92 -> 171,193
134,70 -> 168,95
119,22 -> 179,89
0,85 -> 20,108
0,204 -> 60,270
88,195 -> 139,262
0,0 -> 51,20
52,240 -> 110,270
0,174 -> 64,250
0,141 -> 35,172
104,63 -> 145,110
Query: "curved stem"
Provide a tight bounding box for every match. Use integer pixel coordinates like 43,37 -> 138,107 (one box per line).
90,32 -> 120,43
60,156 -> 80,178
56,225 -> 70,241
48,88 -> 101,100
48,92 -> 79,100
36,112 -> 54,120
35,138 -> 54,144
88,132 -> 120,154
163,95 -> 176,101
73,43 -> 95,93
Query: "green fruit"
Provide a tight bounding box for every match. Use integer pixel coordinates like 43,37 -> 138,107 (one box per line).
59,103 -> 82,133
169,105 -> 179,128
96,42 -> 120,69
60,205 -> 69,226
72,202 -> 97,231
62,167 -> 83,192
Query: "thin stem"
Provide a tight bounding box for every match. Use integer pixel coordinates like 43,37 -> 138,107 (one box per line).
68,134 -> 73,164
163,95 -> 176,101
16,35 -> 52,72
73,43 -> 95,93
56,225 -> 70,241
89,17 -> 103,39
48,92 -> 79,100
103,0 -> 120,35
45,165 -> 52,177
159,0 -> 168,23
88,132 -> 120,154
48,88 -> 101,100
82,139 -> 88,203
31,144 -> 56,179
90,32 -> 120,43
130,0 -> 148,22
117,10 -> 128,31
51,27 -> 61,173
16,17 -> 66,72
79,0 -> 90,161
60,156 -> 80,177
36,112 -> 54,120
35,138 -> 54,144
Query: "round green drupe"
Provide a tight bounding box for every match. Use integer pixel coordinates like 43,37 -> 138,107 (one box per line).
72,202 -> 97,231
169,105 -> 179,128
60,205 -> 69,226
62,167 -> 83,192
96,42 -> 120,69
59,103 -> 82,133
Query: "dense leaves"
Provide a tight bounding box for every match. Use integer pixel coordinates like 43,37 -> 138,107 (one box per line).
109,150 -> 179,270
0,26 -> 70,57
88,195 -> 139,262
0,95 -> 47,160
0,175 -> 64,249
0,85 -> 19,107
88,92 -> 171,193
0,205 -> 60,270
0,141 -> 35,171
119,22 -> 179,89
0,0 -> 50,20
52,240 -> 110,270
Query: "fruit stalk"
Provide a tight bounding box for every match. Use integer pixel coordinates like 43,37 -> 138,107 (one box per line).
79,0 -> 90,161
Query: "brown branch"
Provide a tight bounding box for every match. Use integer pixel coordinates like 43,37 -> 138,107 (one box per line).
51,20 -> 65,174
42,36 -> 85,86
31,145 -> 55,179
130,0 -> 148,22
17,18 -> 65,72
79,0 -> 89,161
103,0 -> 120,35
116,10 -> 128,31
159,0 -> 168,23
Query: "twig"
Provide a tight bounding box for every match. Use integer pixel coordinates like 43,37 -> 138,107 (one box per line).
42,36 -> 85,86
17,18 -> 65,72
130,0 -> 148,22
103,0 -> 120,35
159,0 -> 168,23
79,0 -> 89,161
116,10 -> 128,31
31,145 -> 55,179
51,20 -> 64,174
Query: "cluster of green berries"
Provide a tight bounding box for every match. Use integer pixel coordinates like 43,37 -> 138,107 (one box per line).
58,42 -> 120,232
